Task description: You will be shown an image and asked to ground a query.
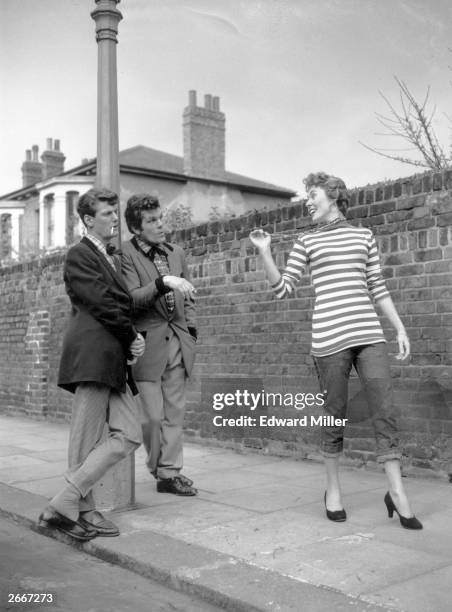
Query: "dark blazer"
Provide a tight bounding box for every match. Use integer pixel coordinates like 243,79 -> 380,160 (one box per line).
121,239 -> 196,382
58,237 -> 137,394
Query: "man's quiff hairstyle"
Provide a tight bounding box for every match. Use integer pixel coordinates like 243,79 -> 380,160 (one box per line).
125,193 -> 160,233
303,172 -> 349,215
77,187 -> 118,227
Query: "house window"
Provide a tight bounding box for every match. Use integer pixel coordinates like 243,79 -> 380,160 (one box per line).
65,191 -> 79,245
43,193 -> 55,247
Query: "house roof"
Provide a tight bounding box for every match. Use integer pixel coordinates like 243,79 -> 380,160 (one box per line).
0,145 -> 296,200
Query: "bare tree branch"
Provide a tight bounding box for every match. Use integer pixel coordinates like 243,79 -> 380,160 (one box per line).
359,141 -> 435,169
361,76 -> 450,170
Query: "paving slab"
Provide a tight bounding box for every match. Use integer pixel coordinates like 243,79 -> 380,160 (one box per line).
169,507 -> 361,559
253,533 -> 448,597
365,564 -> 452,612
0,461 -> 67,485
27,449 -> 68,462
197,481 -> 318,513
118,498 -> 259,538
0,454 -> 49,470
11,475 -> 67,498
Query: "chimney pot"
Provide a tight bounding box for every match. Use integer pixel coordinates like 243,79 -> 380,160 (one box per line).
22,145 -> 43,186
212,96 -> 220,111
204,94 -> 212,110
188,90 -> 197,107
41,138 -> 65,179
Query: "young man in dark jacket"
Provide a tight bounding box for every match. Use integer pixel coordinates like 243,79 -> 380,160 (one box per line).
39,187 -> 145,541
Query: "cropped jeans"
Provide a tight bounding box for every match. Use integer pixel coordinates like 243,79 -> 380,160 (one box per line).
313,343 -> 401,463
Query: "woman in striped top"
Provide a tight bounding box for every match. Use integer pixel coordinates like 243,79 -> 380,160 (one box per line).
250,172 -> 422,530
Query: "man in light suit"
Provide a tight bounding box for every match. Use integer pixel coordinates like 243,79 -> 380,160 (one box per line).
121,194 -> 197,496
39,187 -> 145,541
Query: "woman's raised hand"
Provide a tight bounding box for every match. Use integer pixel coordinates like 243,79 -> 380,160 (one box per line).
249,229 -> 271,252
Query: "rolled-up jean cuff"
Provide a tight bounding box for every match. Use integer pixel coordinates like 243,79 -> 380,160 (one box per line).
376,451 -> 402,464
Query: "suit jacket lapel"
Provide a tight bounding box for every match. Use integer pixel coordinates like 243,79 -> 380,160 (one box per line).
81,237 -> 129,294
130,238 -> 172,317
166,247 -> 178,275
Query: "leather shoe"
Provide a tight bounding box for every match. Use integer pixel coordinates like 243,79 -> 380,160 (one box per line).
324,492 -> 347,522
38,506 -> 97,542
157,476 -> 197,496
79,510 -> 120,537
177,473 -> 194,487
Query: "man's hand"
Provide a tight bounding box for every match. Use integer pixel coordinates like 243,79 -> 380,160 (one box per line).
129,332 -> 145,358
249,229 -> 271,252
163,275 -> 196,300
395,330 -> 410,360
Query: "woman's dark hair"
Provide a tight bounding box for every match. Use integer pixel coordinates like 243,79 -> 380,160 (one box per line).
125,193 -> 160,233
77,187 -> 118,226
303,172 -> 349,215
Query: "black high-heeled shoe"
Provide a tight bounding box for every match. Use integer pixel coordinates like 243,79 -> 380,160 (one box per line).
384,492 -> 423,530
324,491 -> 346,522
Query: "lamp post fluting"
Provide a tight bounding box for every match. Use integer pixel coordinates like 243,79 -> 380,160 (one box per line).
91,0 -> 123,239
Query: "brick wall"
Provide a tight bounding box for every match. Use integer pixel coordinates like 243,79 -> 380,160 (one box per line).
0,169 -> 451,477
0,253 -> 73,420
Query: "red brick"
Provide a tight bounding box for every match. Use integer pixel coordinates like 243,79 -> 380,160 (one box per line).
413,248 -> 443,262
429,273 -> 452,287
437,212 -> 452,227
370,201 -> 396,216
347,205 -> 369,219
407,218 -> 435,230
395,264 -> 425,276
406,302 -> 435,314
383,253 -> 413,266
425,261 -> 452,274
431,198 -> 452,215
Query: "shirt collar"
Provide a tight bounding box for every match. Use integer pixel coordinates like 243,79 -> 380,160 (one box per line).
135,235 -> 153,255
85,232 -> 108,253
135,236 -> 168,258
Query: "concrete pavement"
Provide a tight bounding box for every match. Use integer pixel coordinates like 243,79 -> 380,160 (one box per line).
0,414 -> 451,612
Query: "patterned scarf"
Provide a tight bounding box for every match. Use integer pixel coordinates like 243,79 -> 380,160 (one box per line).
135,237 -> 175,312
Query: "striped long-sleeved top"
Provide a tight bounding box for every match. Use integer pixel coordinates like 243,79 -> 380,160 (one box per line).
272,221 -> 390,357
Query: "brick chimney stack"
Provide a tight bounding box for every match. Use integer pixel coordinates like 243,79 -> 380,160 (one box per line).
21,144 -> 43,187
183,90 -> 225,179
41,137 -> 66,179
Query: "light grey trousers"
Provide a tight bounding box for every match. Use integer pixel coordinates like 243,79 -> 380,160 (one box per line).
137,331 -> 187,480
65,382 -> 142,511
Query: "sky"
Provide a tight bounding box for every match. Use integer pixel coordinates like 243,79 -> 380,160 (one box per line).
1,0 -> 452,197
